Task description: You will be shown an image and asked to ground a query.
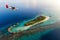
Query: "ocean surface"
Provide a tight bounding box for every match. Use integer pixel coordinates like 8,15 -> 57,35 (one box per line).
0,1 -> 60,40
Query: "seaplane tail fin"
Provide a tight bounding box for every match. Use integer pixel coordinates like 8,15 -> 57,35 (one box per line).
6,4 -> 9,8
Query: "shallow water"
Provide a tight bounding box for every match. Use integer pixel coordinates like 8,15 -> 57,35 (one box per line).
0,8 -> 58,40
0,1 -> 60,40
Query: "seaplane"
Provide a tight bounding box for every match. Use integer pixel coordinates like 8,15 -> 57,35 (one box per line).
6,4 -> 18,10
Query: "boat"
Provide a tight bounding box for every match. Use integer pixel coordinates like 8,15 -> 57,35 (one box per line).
8,16 -> 50,33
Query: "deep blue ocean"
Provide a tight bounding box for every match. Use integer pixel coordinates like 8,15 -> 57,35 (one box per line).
0,2 -> 60,40
0,4 -> 40,30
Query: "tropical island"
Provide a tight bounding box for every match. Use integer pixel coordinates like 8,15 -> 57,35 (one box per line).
24,16 -> 47,26
8,16 -> 50,33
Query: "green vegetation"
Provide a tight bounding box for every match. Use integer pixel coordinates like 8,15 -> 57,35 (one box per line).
24,16 -> 46,26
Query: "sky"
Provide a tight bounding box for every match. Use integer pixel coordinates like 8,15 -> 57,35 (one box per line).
0,0 -> 60,9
